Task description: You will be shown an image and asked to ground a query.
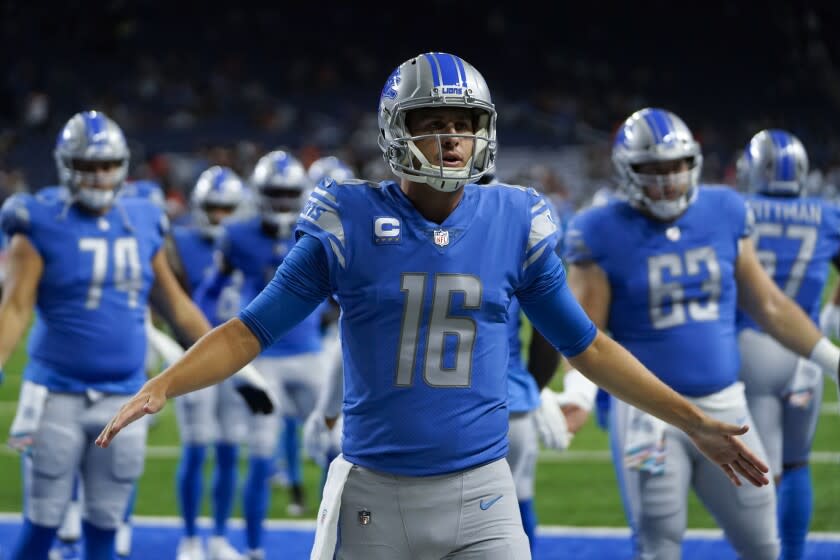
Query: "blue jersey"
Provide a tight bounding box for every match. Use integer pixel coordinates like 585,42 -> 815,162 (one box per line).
0,188 -> 166,393
563,186 -> 752,397
737,195 -> 840,330
171,226 -> 242,326
221,217 -> 323,356
506,298 -> 540,414
119,180 -> 166,209
296,179 -> 560,475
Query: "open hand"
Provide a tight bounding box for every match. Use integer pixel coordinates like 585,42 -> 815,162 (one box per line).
687,419 -> 769,487
96,380 -> 167,448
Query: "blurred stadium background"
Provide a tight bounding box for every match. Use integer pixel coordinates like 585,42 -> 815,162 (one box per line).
0,1 -> 839,558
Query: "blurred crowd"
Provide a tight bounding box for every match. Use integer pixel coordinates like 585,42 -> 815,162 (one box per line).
3,2 -> 840,219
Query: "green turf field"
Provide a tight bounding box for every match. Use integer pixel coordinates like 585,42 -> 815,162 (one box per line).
0,330 -> 837,531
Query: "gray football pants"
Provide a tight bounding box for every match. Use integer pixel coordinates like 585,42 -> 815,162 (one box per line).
611,392 -> 779,560
337,458 -> 531,559
507,411 -> 538,501
738,328 -> 823,476
24,392 -> 148,529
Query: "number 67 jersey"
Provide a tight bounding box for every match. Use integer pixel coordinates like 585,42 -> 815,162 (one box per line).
296,179 -> 559,476
563,185 -> 751,397
0,187 -> 166,394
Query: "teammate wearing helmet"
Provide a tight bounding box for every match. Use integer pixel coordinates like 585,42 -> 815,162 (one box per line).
0,110 -> 216,560
97,57 -> 772,560
190,150 -> 330,559
563,109 -> 840,559
735,130 -> 840,560
168,166 -> 252,560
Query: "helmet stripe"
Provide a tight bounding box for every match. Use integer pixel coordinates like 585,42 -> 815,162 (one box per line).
82,111 -> 106,145
212,169 -> 227,191
453,55 -> 468,87
644,110 -> 673,144
642,111 -> 663,143
769,130 -> 794,181
424,53 -> 442,87
429,52 -> 461,87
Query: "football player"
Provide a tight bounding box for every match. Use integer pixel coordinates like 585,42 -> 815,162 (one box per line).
168,166 -> 250,560
563,108 -> 840,559
736,129 -> 840,560
98,55 -> 772,560
192,150 -> 330,559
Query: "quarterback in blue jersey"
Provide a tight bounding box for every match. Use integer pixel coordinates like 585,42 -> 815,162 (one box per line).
563,108 -> 840,560
735,129 -> 840,560
97,54 -> 770,560
0,111 -> 217,560
193,150 -> 329,559
168,166 -> 251,560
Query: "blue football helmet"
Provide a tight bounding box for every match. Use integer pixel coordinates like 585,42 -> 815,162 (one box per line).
377,52 -> 497,192
191,166 -> 246,239
612,108 -> 702,220
53,110 -> 130,211
250,150 -> 311,235
737,129 -> 808,196
308,156 -> 355,185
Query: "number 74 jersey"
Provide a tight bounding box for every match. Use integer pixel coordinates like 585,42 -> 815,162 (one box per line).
296,179 -> 559,476
0,188 -> 166,394
563,186 -> 751,397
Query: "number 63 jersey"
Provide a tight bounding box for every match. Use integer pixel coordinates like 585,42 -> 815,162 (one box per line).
0,188 -> 166,394
563,186 -> 751,397
296,179 -> 559,476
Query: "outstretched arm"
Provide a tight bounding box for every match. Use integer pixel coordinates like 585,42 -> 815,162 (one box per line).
0,235 -> 43,369
519,252 -> 769,487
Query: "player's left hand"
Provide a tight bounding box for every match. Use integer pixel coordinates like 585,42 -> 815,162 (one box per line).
686,419 -> 769,488
534,388 -> 571,450
231,363 -> 277,414
96,378 -> 167,448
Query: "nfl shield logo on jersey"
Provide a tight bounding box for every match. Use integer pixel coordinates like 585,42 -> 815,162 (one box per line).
433,229 -> 449,247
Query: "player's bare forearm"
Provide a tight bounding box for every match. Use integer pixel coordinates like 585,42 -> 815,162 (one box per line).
0,234 -> 42,365
0,303 -> 32,366
154,318 -> 262,399
568,331 -> 705,435
748,288 -> 822,357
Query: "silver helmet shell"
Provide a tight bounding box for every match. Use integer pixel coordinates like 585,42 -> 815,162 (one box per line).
737,129 -> 808,196
250,150 -> 311,235
377,52 -> 497,192
612,108 -> 702,220
53,110 -> 130,211
191,166 -> 246,239
308,156 -> 355,185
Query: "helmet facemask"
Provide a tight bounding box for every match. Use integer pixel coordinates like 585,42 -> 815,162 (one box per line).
623,156 -> 701,221
57,157 -> 128,211
259,185 -> 305,236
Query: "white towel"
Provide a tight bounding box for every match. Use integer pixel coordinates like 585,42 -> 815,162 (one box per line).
623,406 -> 667,475
786,358 -> 823,408
310,454 -> 353,560
8,381 -> 49,453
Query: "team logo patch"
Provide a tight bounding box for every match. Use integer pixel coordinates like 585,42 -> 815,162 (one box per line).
358,509 -> 372,526
433,229 -> 449,247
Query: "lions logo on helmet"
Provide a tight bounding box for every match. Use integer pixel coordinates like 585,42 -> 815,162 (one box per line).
250,151 -> 311,236
612,108 -> 702,221
377,52 -> 497,192
737,129 -> 809,197
308,156 -> 355,186
191,166 -> 246,239
53,110 -> 130,211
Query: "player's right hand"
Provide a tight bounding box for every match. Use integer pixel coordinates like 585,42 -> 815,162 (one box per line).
96,378 -> 167,448
303,412 -> 342,467
819,304 -> 840,340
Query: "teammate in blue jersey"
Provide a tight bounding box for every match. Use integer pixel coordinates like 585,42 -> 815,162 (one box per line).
192,150 -> 329,559
168,166 -> 250,560
562,108 -> 840,560
734,129 -> 840,560
0,110 -> 216,560
97,54 -> 771,560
